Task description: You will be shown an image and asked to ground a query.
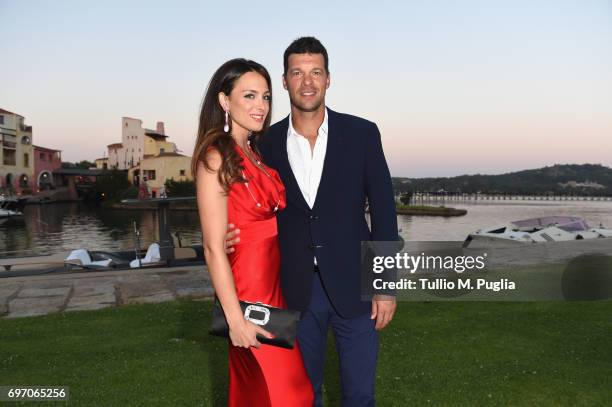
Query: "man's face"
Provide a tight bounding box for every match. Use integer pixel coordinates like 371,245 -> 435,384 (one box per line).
283,53 -> 330,113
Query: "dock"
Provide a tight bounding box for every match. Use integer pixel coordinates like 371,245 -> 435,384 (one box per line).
0,264 -> 213,319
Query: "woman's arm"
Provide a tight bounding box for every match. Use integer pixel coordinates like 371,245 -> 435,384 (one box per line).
196,151 -> 272,348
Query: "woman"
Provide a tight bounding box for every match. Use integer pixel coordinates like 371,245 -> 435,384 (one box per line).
192,59 -> 313,407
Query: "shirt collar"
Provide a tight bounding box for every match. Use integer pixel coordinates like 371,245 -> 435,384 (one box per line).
288,107 -> 328,139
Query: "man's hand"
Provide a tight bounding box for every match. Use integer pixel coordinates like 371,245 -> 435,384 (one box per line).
224,223 -> 240,254
371,295 -> 396,331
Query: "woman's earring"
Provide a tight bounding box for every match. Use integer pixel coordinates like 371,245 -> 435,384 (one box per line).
223,110 -> 229,133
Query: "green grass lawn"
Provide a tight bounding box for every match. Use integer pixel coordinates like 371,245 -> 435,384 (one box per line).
1,300 -> 610,406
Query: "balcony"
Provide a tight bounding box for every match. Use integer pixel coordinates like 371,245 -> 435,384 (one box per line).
2,135 -> 17,149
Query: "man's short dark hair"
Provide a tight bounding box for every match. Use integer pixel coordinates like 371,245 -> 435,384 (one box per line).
283,36 -> 329,75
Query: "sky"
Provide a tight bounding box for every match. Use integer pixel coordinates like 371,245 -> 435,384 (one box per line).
1,0 -> 611,178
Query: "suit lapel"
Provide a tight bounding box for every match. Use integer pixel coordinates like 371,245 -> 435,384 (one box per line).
312,109 -> 342,212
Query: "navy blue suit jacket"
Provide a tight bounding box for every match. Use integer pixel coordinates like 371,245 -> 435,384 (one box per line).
258,108 -> 398,318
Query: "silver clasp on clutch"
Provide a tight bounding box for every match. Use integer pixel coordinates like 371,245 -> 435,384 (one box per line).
244,304 -> 270,326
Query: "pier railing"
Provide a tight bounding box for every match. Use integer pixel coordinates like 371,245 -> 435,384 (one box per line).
399,193 -> 612,205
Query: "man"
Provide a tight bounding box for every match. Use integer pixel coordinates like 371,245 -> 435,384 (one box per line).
229,37 -> 398,406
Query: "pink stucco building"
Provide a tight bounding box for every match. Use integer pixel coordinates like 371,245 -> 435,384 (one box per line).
33,145 -> 62,191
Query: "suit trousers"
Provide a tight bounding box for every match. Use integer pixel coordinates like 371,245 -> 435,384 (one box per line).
297,269 -> 378,406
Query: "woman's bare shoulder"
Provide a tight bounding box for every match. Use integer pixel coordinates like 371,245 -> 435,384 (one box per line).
198,147 -> 223,173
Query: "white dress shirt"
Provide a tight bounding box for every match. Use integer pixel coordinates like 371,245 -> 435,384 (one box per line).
287,107 -> 328,265
286,107 -> 328,208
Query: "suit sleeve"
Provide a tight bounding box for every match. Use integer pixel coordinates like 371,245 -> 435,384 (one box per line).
365,123 -> 398,242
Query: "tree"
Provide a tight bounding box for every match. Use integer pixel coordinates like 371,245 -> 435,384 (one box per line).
164,178 -> 195,197
94,169 -> 130,201
75,160 -> 96,169
400,192 -> 412,205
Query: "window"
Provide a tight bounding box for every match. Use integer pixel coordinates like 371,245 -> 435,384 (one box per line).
180,169 -> 186,176
159,148 -> 165,154
24,153 -> 29,167
144,170 -> 156,180
0,115 -> 4,125
40,152 -> 46,161
3,149 -> 16,166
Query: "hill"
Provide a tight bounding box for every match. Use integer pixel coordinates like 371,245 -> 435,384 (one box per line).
393,164 -> 612,196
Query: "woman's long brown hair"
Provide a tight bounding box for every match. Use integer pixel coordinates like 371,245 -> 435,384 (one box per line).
191,59 -> 273,192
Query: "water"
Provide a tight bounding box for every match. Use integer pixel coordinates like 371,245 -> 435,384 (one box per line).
399,200 -> 612,241
1,201 -> 612,257
0,204 -> 202,257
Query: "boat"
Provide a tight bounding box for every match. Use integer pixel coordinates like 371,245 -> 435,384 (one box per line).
1,245 -> 205,277
463,216 -> 612,249
0,196 -> 28,222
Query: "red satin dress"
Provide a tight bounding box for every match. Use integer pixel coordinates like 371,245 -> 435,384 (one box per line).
226,144 -> 314,407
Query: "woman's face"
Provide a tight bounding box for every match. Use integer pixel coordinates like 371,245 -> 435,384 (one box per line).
219,71 -> 270,137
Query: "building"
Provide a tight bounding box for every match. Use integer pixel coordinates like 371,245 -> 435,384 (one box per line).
0,108 -> 34,193
106,117 -> 193,197
129,151 -> 192,197
559,180 -> 606,190
107,118 -> 177,170
54,168 -> 105,201
95,157 -> 108,170
33,145 -> 62,191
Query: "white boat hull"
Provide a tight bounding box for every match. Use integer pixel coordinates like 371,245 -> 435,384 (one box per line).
464,217 -> 612,249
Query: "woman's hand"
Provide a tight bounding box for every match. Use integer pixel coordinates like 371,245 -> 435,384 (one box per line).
228,318 -> 274,348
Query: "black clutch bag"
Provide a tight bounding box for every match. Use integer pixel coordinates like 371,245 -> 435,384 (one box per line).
210,298 -> 301,349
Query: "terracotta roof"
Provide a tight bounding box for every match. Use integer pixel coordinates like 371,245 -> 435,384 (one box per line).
144,131 -> 168,140
157,151 -> 187,158
0,108 -> 18,115
54,168 -> 108,176
33,145 -> 62,152
107,143 -> 123,148
141,151 -> 188,159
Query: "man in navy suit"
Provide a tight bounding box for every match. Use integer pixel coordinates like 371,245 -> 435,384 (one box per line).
229,37 -> 398,406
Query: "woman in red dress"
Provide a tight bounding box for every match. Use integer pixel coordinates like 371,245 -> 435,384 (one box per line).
192,59 -> 313,407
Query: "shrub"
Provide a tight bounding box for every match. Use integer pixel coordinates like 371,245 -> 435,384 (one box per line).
164,178 -> 195,197
94,169 -> 130,201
